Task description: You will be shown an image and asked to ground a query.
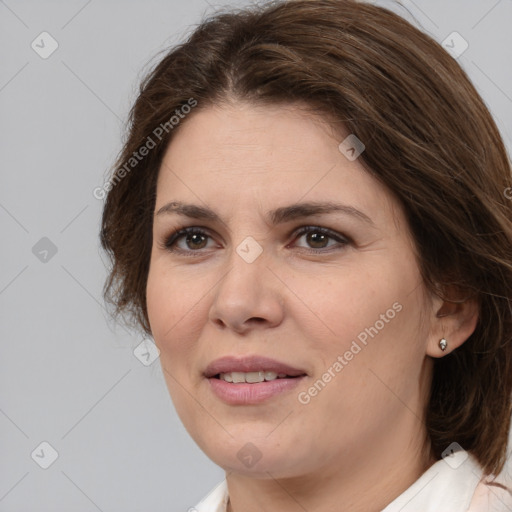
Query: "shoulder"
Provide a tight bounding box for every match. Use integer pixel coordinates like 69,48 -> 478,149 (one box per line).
467,476 -> 512,511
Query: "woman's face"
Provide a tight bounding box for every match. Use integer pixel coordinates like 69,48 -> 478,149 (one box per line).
146,101 -> 437,478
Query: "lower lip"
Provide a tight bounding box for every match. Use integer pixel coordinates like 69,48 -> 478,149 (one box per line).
207,376 -> 306,405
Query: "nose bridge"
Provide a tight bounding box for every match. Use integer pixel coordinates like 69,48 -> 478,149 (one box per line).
222,207 -> 271,271
222,232 -> 269,294
234,233 -> 266,266
208,232 -> 284,330
218,200 -> 278,278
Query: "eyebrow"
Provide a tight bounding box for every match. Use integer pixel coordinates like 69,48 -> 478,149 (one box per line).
155,200 -> 375,226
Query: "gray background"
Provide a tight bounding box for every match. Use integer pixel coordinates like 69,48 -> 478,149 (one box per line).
1,0 -> 511,511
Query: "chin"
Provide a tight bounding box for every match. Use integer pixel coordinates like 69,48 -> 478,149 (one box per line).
202,437 -> 307,478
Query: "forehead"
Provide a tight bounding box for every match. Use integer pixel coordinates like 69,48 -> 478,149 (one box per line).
155,102 -> 400,228
160,101 -> 342,167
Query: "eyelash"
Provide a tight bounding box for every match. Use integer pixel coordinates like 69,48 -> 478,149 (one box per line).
159,225 -> 351,256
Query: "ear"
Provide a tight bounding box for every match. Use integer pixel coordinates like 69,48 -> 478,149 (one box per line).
425,288 -> 479,358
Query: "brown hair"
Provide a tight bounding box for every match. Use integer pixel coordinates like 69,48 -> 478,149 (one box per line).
100,0 -> 512,477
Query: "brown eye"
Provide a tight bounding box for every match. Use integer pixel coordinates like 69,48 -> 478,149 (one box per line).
182,232 -> 208,250
304,231 -> 330,249
163,227 -> 214,252
292,226 -> 350,252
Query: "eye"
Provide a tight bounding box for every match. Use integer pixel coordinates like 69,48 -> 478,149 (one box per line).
291,226 -> 350,252
161,227 -> 216,255
160,225 -> 350,256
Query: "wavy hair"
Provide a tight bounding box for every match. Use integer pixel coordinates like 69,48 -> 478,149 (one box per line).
100,0 -> 512,477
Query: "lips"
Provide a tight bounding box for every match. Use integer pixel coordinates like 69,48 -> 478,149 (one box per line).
204,355 -> 308,405
203,355 -> 307,379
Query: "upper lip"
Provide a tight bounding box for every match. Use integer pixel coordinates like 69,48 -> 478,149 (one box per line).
204,355 -> 307,378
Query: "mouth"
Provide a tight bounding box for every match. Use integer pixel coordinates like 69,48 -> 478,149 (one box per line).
212,371 -> 305,383
203,355 -> 307,379
204,355 -> 308,405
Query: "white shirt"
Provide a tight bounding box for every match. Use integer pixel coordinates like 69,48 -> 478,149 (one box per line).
191,451 -> 512,512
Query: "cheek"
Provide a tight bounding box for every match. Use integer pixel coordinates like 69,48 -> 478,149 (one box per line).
147,257 -> 201,328
298,254 -> 426,372
287,265 -> 399,348
146,263 -> 200,358
146,265 -> 206,419
294,284 -> 428,441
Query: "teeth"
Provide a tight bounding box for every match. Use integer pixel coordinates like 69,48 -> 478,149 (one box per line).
246,371 -> 265,383
219,371 -> 283,383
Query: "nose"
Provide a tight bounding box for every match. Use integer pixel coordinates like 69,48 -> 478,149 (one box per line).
207,241 -> 285,334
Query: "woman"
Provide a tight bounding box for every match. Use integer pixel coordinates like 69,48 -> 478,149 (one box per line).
99,0 -> 512,510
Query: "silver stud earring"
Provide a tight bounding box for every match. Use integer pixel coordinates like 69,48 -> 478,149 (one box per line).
439,338 -> 448,351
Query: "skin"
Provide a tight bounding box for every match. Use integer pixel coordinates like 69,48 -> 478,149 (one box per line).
146,100 -> 478,512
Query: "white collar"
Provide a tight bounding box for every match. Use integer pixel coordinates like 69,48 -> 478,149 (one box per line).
381,450 -> 483,512
192,451 -> 507,512
193,478 -> 229,512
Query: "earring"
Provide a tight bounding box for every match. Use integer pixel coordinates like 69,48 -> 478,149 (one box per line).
439,338 -> 448,351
